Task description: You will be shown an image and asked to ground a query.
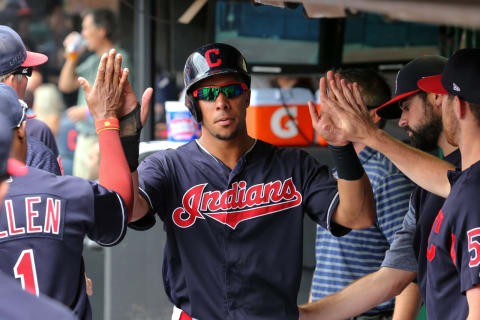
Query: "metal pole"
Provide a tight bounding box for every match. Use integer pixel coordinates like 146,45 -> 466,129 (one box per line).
134,0 -> 154,142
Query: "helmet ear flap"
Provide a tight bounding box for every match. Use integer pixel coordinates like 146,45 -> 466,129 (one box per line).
185,93 -> 202,123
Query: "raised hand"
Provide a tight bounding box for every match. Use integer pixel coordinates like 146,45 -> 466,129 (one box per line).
78,48 -> 128,120
308,71 -> 349,146
118,75 -> 153,127
308,99 -> 347,146
317,70 -> 377,144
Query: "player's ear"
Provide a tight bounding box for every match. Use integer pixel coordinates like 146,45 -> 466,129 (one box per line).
16,121 -> 27,140
245,89 -> 251,108
369,109 -> 381,124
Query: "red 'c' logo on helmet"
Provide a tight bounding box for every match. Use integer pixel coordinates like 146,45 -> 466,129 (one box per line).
205,49 -> 222,67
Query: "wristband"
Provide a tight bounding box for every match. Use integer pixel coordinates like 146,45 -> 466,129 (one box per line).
121,135 -> 140,172
95,118 -> 119,135
328,143 -> 364,180
119,103 -> 142,172
119,103 -> 142,137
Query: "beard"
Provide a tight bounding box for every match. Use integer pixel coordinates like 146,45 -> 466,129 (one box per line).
407,115 -> 443,152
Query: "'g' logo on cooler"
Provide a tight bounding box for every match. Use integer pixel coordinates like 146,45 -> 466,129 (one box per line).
205,49 -> 222,67
270,107 -> 298,139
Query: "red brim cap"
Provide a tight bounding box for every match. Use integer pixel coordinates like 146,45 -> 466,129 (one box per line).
21,51 -> 48,68
375,89 -> 421,119
7,158 -> 28,177
417,74 -> 448,95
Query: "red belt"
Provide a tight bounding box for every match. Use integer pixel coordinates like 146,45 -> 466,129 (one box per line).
180,311 -> 193,320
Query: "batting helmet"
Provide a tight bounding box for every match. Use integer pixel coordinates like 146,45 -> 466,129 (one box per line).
183,43 -> 251,122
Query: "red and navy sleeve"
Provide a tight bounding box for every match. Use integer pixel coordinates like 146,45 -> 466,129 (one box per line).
87,181 -> 128,246
452,178 -> 480,294
300,151 -> 343,235
129,153 -> 170,230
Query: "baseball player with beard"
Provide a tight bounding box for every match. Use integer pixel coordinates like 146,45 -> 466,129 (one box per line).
300,56 -> 460,320
123,43 -> 376,320
298,49 -> 480,319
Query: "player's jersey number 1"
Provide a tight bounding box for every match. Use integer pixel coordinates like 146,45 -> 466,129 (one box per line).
14,249 -> 40,296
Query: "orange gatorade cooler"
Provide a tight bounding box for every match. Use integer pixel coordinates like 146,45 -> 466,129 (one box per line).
314,90 -> 328,146
246,88 -> 314,146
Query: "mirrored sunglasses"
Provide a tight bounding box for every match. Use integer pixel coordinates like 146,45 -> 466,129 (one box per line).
12,67 -> 33,77
193,82 -> 248,101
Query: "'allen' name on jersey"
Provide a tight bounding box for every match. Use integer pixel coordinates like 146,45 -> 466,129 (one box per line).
0,195 -> 65,242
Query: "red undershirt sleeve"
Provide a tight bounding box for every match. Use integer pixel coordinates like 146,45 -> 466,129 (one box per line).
97,128 -> 134,221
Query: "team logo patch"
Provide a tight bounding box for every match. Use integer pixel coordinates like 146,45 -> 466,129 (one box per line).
172,178 -> 302,229
205,48 -> 222,67
453,82 -> 461,92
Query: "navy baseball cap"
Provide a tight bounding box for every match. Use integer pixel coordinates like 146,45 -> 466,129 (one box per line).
0,85 -> 28,178
376,56 -> 447,119
0,25 -> 48,77
418,49 -> 480,105
0,83 -> 28,129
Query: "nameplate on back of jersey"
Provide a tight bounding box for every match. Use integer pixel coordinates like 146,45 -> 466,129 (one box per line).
0,195 -> 65,242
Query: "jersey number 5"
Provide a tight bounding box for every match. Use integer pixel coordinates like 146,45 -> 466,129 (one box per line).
14,249 -> 40,296
468,227 -> 480,267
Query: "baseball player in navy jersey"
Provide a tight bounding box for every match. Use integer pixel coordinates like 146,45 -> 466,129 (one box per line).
0,271 -> 77,320
300,49 -> 480,319
0,115 -> 76,320
0,49 -> 134,320
300,56 -> 461,320
0,25 -> 62,172
413,49 -> 480,319
122,43 -> 376,320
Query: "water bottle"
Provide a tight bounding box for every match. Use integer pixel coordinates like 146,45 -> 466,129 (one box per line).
66,32 -> 87,60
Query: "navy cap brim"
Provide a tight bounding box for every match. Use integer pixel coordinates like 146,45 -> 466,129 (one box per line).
375,89 -> 420,119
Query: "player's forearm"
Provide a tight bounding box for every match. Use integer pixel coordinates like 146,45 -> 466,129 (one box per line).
58,58 -> 80,93
130,170 -> 150,222
392,282 -> 421,320
299,267 -> 415,320
466,285 -> 480,320
335,173 -> 376,229
365,130 -> 453,198
97,127 -> 134,219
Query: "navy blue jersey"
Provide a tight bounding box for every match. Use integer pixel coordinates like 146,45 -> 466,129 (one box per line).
414,149 -> 461,303
0,166 -> 127,320
27,136 -> 62,175
134,140 -> 340,320
425,159 -> 480,320
0,271 -> 77,320
26,118 -> 59,158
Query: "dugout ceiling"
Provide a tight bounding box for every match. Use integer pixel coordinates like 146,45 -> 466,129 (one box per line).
253,0 -> 480,28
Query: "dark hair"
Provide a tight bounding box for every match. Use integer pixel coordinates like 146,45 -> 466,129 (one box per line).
339,69 -> 391,108
339,69 -> 391,129
271,77 -> 315,94
83,8 -> 117,42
